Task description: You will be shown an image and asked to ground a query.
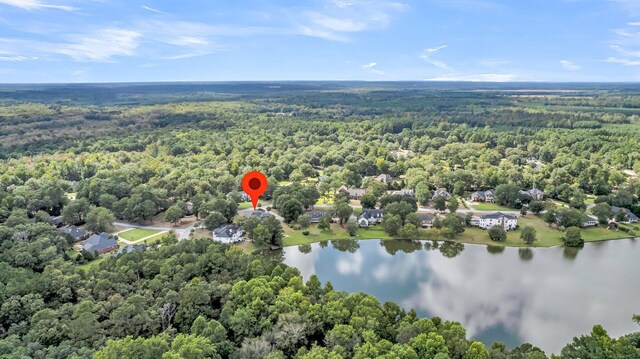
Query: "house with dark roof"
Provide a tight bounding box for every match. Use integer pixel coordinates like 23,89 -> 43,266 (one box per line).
50,216 -> 64,228
213,225 -> 244,243
432,188 -> 451,200
478,212 -> 518,230
248,210 -> 274,219
611,206 -> 639,224
416,212 -> 436,228
81,232 -> 118,254
307,211 -> 331,223
375,174 -> 393,184
227,191 -> 251,202
338,186 -> 366,200
470,190 -> 495,203
62,225 -> 89,242
391,189 -> 415,197
519,188 -> 544,201
116,244 -> 147,256
358,209 -> 384,227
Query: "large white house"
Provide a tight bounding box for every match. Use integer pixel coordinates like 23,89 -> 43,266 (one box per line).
213,225 -> 244,243
357,209 -> 384,227
477,212 -> 518,231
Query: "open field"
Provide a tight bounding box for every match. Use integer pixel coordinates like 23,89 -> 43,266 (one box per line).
77,256 -> 107,271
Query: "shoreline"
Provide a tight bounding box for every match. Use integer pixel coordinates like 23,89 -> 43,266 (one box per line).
282,234 -> 637,249
282,216 -> 637,248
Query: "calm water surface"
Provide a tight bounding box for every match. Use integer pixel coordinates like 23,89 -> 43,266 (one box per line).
283,239 -> 640,354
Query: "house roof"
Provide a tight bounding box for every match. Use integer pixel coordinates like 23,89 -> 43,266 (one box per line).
612,206 -> 639,221
376,174 -> 393,182
360,209 -> 384,219
472,190 -> 494,197
520,188 -> 544,196
416,212 -> 436,221
308,211 -> 331,220
249,210 -> 273,219
480,212 -> 517,220
81,232 -> 117,252
116,244 -> 147,256
213,224 -> 243,238
63,225 -> 86,239
432,188 -> 450,198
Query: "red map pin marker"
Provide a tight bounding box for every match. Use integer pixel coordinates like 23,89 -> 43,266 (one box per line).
242,171 -> 268,210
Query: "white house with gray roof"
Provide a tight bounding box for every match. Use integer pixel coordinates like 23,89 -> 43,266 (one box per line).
611,206 -> 639,224
213,225 -> 244,244
477,212 -> 518,231
358,209 -> 384,227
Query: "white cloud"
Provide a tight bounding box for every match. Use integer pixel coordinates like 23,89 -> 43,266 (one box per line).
141,5 -> 167,15
606,44 -> 640,66
0,55 -> 37,61
362,61 -> 385,75
166,36 -> 210,46
560,60 -> 581,71
297,0 -> 407,41
336,252 -> 363,275
425,73 -> 518,82
420,45 -> 453,71
54,28 -> 141,62
162,52 -> 212,60
0,0 -> 76,11
606,56 -> 640,66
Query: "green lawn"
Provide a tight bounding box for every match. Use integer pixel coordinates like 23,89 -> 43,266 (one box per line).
238,202 -> 253,209
78,256 -> 108,271
471,202 -> 514,211
142,233 -> 170,245
283,215 -> 634,248
117,228 -> 161,241
316,195 -> 334,205
283,223 -> 392,246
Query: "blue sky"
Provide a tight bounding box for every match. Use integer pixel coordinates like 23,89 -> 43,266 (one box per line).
1,0 -> 640,82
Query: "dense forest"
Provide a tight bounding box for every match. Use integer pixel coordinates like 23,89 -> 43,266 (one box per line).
1,82 -> 640,358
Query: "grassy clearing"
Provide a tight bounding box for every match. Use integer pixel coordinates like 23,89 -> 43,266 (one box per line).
471,202 -> 514,211
282,215 -> 633,248
283,223 -> 392,246
238,202 -> 253,209
192,228 -> 213,240
118,228 -> 161,241
316,195 -> 334,205
78,256 -> 108,271
142,233 -> 170,245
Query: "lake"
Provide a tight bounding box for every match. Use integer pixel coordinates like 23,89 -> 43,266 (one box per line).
282,239 -> 640,354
